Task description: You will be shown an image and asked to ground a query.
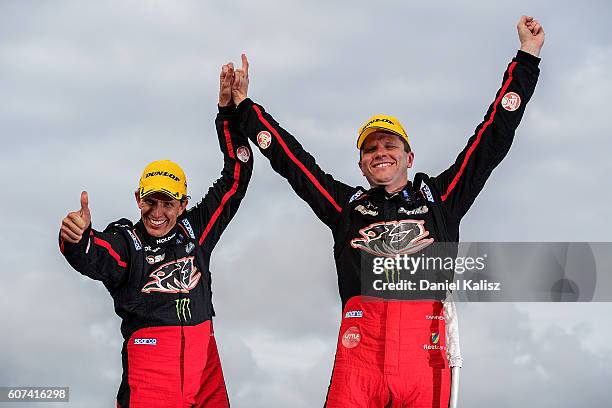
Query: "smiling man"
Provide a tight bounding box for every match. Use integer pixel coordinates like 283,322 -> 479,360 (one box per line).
228,15 -> 544,408
58,66 -> 253,408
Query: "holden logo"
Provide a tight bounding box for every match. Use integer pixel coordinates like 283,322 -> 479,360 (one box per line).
501,92 -> 521,111
350,220 -> 434,256
236,146 -> 250,163
257,131 -> 272,149
142,256 -> 201,294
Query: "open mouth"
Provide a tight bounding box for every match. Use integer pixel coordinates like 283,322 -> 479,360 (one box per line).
148,218 -> 167,227
372,161 -> 395,169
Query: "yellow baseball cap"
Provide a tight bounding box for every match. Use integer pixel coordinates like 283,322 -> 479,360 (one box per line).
356,114 -> 409,149
138,160 -> 187,200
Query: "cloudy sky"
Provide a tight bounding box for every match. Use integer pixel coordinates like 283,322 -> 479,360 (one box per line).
1,0 -> 611,406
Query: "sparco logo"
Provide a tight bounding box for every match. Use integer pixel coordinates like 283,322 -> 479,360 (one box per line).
134,338 -> 157,346
181,219 -> 196,239
127,229 -> 142,251
350,220 -> 434,256
141,256 -> 201,294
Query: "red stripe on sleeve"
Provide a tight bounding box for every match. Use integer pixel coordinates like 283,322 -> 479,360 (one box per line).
252,105 -> 342,213
441,61 -> 518,202
93,237 -> 127,268
224,120 -> 235,159
199,122 -> 241,246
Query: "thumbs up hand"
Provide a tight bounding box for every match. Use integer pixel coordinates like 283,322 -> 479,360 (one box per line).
61,191 -> 92,243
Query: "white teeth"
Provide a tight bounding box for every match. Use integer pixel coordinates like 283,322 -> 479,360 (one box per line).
150,219 -> 165,226
374,162 -> 393,168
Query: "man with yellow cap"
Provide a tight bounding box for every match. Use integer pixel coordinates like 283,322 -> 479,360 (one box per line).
59,63 -> 253,407
226,15 -> 543,408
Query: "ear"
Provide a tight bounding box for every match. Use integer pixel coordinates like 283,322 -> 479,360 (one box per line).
406,151 -> 415,169
358,160 -> 366,176
135,191 -> 142,208
178,198 -> 189,216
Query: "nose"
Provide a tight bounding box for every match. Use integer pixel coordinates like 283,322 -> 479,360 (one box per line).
151,203 -> 164,218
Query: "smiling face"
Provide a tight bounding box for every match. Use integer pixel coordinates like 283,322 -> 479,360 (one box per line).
358,131 -> 414,192
135,192 -> 188,237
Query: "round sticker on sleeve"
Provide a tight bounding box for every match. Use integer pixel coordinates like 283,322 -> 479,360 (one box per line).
342,326 -> 361,349
257,131 -> 272,149
501,92 -> 521,111
236,146 -> 250,163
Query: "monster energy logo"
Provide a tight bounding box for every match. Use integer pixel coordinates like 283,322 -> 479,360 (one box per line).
175,298 -> 191,320
384,263 -> 400,283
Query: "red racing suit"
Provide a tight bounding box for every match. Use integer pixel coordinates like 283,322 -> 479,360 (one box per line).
59,106 -> 253,408
235,51 -> 540,407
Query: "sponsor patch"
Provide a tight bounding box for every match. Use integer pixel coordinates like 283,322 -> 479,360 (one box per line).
156,232 -> 176,245
257,131 -> 272,149
420,184 -> 435,203
181,219 -> 196,239
398,205 -> 429,216
344,310 -> 363,318
354,204 -> 378,217
144,245 -> 161,253
342,326 -> 361,349
425,315 -> 445,321
236,146 -> 251,163
134,338 -> 157,346
185,242 -> 195,254
146,254 -> 166,265
501,92 -> 521,112
349,189 -> 365,203
127,229 -> 142,251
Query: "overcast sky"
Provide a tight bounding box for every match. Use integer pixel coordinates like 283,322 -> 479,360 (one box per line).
1,1 -> 611,407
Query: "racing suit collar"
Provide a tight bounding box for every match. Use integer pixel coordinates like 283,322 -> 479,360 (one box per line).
367,181 -> 413,200
134,220 -> 180,247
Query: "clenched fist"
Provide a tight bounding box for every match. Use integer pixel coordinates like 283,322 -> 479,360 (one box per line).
518,15 -> 545,57
60,191 -> 92,244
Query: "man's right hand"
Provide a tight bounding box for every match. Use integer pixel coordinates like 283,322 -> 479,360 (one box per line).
232,54 -> 249,106
60,191 -> 92,244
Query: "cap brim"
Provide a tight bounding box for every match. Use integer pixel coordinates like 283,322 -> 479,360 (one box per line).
356,127 -> 408,149
140,188 -> 181,200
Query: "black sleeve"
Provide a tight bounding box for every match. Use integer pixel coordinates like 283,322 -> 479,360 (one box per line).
60,226 -> 129,290
184,105 -> 254,252
235,98 -> 355,228
430,50 -> 541,220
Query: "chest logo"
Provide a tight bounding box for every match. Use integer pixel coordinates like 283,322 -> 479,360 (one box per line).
354,202 -> 378,217
350,220 -> 434,256
142,256 -> 201,294
398,205 -> 429,216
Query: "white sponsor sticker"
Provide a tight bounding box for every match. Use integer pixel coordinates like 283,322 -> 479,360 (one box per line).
127,229 -> 142,251
257,131 -> 272,149
345,310 -> 363,318
236,146 -> 251,163
501,92 -> 521,112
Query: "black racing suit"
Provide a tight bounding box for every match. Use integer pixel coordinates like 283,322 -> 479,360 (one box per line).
59,106 -> 253,408
235,50 -> 540,407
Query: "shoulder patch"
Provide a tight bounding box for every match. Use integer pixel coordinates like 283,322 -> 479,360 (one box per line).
127,229 -> 142,251
420,183 -> 435,203
349,189 -> 365,203
181,218 -> 196,240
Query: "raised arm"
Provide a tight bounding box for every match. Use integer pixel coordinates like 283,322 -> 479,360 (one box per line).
232,54 -> 355,228
182,63 -> 254,252
59,191 -> 129,290
430,16 -> 543,220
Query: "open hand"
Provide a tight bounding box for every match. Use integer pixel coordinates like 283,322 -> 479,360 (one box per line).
232,54 -> 249,106
219,62 -> 235,107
